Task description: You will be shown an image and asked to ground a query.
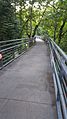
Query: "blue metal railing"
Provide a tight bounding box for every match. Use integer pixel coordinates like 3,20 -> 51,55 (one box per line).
0,38 -> 35,69
48,38 -> 67,119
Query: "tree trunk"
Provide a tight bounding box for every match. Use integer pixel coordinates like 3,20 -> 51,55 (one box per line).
32,6 -> 47,37
58,19 -> 66,44
54,21 -> 57,41
32,23 -> 40,37
30,6 -> 32,37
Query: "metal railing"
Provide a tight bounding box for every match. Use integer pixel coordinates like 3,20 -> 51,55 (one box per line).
48,38 -> 67,119
0,38 -> 35,69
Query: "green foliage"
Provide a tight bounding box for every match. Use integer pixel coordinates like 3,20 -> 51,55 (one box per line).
59,34 -> 67,53
39,0 -> 67,52
0,0 -> 19,41
0,0 -> 67,53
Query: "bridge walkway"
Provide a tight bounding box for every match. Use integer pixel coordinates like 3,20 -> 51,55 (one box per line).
0,41 -> 57,119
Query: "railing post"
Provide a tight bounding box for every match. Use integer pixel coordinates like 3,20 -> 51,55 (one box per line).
0,44 -> 3,68
12,48 -> 15,59
0,53 -> 3,68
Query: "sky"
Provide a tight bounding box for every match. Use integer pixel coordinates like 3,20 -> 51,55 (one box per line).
16,0 -> 59,12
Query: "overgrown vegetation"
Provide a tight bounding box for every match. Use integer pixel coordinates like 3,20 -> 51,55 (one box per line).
0,0 -> 67,52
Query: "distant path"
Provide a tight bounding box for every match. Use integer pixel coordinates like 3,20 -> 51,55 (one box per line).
0,41 -> 57,119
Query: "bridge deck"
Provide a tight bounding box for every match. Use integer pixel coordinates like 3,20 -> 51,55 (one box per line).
0,41 -> 57,119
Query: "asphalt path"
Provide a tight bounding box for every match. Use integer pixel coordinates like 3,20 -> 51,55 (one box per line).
0,40 -> 57,119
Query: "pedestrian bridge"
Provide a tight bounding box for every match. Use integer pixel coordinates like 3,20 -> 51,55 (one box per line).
0,38 -> 67,119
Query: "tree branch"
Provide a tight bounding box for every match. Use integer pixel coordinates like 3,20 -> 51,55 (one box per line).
62,30 -> 67,36
32,6 -> 47,37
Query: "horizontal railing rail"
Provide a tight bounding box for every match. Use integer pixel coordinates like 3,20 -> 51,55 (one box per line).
0,37 -> 35,69
48,38 -> 67,119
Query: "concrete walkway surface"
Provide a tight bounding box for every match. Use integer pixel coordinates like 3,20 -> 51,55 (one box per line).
0,41 -> 57,119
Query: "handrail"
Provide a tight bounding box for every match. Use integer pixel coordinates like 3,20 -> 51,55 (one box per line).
48,38 -> 67,119
50,38 -> 67,62
0,37 -> 35,69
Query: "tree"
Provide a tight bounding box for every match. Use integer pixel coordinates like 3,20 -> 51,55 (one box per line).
35,0 -> 67,52
0,0 -> 19,41
0,0 -> 67,52
16,0 -> 53,38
